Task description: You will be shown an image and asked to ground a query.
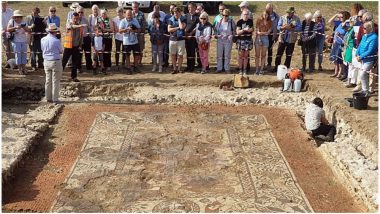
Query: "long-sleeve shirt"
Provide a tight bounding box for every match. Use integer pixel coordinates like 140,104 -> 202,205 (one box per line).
356,32 -> 378,63
301,21 -> 317,42
79,16 -> 90,37
41,33 -> 62,60
195,23 -> 212,44
2,8 -> 13,32
277,14 -> 301,43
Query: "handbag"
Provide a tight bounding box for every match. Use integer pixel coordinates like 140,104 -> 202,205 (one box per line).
200,42 -> 209,50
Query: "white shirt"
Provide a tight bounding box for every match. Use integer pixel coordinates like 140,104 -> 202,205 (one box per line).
112,16 -> 123,41
2,8 -> 13,31
195,23 -> 211,43
305,103 -> 325,131
94,36 -> 103,51
7,19 -> 27,43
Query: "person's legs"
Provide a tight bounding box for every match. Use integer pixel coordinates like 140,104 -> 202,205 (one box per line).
61,48 -> 72,70
284,42 -> 295,68
158,44 -> 164,67
309,45 -> 316,72
83,37 -> 92,70
216,40 -> 223,71
360,62 -> 374,92
177,40 -> 186,72
301,44 -> 307,70
133,45 -> 140,69
312,123 -> 336,141
152,44 -> 158,70
52,59 -> 63,102
274,42 -> 286,71
30,42 -> 37,68
267,34 -> 274,67
71,47 -> 80,79
317,36 -> 324,69
224,41 -> 233,72
115,39 -> 121,67
44,60 -> 53,101
243,51 -> 248,71
260,47 -> 267,73
255,45 -> 260,74
103,38 -> 112,68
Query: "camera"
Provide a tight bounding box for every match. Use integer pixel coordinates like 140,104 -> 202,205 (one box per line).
20,23 -> 26,27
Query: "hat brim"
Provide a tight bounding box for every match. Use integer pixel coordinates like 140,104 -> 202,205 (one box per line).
46,28 -> 59,32
12,14 -> 24,17
286,10 -> 295,13
239,4 -> 248,7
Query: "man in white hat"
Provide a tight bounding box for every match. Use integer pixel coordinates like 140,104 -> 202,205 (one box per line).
67,2 -> 80,24
41,23 -> 63,103
2,1 -> 14,66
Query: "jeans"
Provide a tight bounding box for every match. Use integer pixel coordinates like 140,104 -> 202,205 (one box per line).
267,34 -> 275,66
152,44 -> 163,66
275,42 -> 295,70
30,39 -> 43,68
217,39 -> 233,71
62,46 -> 80,79
359,62 -> 374,92
44,59 -> 63,102
11,41 -> 27,65
315,36 -> 325,65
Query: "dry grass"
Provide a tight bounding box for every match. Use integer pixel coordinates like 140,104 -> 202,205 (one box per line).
2,1 -> 378,72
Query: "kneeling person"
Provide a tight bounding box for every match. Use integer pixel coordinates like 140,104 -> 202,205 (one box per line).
305,97 -> 336,142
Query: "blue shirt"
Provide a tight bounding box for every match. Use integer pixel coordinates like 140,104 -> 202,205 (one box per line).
168,16 -> 186,41
333,24 -> 346,45
315,18 -> 325,38
119,18 -> 141,45
356,32 -> 378,63
46,15 -> 60,27
41,33 -> 62,60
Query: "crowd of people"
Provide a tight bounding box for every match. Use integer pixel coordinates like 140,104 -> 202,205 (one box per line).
1,2 -> 378,91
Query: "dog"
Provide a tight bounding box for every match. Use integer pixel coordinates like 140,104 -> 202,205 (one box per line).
7,58 -> 16,70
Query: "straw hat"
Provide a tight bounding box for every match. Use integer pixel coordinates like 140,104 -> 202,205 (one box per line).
12,10 -> 24,17
70,2 -> 80,10
46,23 -> 59,32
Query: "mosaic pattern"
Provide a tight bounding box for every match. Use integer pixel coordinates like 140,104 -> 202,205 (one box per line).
51,112 -> 313,212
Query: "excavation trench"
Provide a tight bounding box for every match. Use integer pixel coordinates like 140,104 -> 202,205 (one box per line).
1,79 -> 377,212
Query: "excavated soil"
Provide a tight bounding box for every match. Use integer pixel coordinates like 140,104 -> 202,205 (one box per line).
2,104 -> 368,212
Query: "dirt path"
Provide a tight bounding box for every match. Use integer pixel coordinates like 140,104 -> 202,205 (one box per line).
2,104 -> 367,212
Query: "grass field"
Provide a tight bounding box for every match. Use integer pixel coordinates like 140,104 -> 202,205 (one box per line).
2,1 -> 379,72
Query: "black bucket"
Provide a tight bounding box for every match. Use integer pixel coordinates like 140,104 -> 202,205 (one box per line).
353,92 -> 369,110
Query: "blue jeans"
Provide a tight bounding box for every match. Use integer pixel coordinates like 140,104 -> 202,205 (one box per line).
316,36 -> 325,65
12,41 -> 27,65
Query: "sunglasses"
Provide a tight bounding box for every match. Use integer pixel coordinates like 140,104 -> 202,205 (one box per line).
219,9 -> 224,11
358,16 -> 362,18
200,18 -> 206,20
363,27 -> 367,30
50,10 -> 56,12
223,15 -> 229,17
78,11 -> 83,14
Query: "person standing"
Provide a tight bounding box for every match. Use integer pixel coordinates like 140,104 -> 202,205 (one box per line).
214,9 -> 235,73
236,9 -> 254,75
149,13 -> 166,73
273,7 -> 301,72
162,4 -> 176,68
132,2 -> 147,67
313,10 -> 325,71
62,12 -> 85,82
2,1 -> 14,66
7,10 -> 30,75
147,4 -> 166,27
168,7 -> 187,74
113,7 -> 125,70
26,7 -> 46,71
41,23 -> 63,104
77,6 -> 92,72
265,3 -> 280,71
300,12 -> 317,73
119,9 -> 141,74
184,2 -> 199,72
95,9 -> 114,72
195,12 -> 212,74
66,2 -> 80,24
44,6 -> 61,39
255,11 -> 272,75
355,21 -> 378,93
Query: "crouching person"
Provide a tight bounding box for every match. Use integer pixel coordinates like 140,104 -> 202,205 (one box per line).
41,23 -> 63,104
305,97 -> 336,142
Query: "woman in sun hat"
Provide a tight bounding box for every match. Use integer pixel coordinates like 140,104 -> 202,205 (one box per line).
7,10 -> 30,75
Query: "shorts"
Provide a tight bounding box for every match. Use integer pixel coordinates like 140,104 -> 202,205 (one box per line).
169,40 -> 186,56
123,44 -> 141,56
93,51 -> 103,62
236,39 -> 253,51
254,35 -> 269,48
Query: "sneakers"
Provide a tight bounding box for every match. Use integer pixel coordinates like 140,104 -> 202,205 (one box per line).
171,69 -> 178,74
32,67 -> 38,71
318,65 -> 323,71
71,78 -> 80,82
158,66 -> 163,73
152,65 -> 157,72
